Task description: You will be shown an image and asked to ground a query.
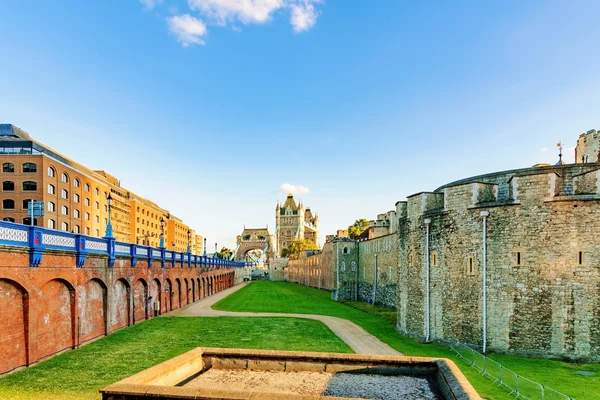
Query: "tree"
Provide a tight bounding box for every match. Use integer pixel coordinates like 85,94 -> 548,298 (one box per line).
281,239 -> 320,260
217,247 -> 232,260
348,218 -> 369,239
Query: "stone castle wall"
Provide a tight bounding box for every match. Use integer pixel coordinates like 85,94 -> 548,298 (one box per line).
398,163 -> 600,360
285,162 -> 600,360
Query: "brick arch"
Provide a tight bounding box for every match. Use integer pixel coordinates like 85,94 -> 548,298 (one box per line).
78,278 -> 107,345
175,278 -> 182,309
191,278 -> 196,302
165,278 -> 173,311
133,278 -> 148,324
111,278 -> 131,331
32,278 -> 76,364
149,278 -> 162,315
0,278 -> 30,375
183,278 -> 189,305
197,278 -> 201,299
209,276 -> 213,296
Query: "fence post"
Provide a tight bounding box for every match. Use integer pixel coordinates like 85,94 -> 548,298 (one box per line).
499,364 -> 503,386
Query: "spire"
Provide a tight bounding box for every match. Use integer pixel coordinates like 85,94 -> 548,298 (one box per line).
556,141 -> 565,165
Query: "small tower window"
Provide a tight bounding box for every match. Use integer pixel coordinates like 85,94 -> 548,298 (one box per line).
431,251 -> 439,267
513,249 -> 524,267
577,250 -> 586,267
466,256 -> 475,276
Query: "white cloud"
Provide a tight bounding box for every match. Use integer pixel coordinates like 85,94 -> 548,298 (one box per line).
187,0 -> 320,30
167,14 -> 208,46
188,0 -> 284,25
290,2 -> 318,32
139,0 -> 163,9
540,147 -> 548,153
279,183 -> 311,196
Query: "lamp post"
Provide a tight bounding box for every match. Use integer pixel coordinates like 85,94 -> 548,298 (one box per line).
215,242 -> 218,258
104,193 -> 114,239
203,237 -> 207,257
159,217 -> 165,248
187,229 -> 191,253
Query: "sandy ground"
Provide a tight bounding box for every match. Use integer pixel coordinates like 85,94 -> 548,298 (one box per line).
168,283 -> 402,356
185,369 -> 331,395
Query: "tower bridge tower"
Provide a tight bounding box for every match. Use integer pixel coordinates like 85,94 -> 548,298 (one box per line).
275,193 -> 319,255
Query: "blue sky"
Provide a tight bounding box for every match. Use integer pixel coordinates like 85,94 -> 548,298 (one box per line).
1,0 -> 599,249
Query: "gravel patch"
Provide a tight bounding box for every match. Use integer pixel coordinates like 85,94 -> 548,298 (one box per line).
324,372 -> 443,400
184,369 -> 332,395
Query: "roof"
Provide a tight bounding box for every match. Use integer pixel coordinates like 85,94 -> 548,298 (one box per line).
282,194 -> 298,211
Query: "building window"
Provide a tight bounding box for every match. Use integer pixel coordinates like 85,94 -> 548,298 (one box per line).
343,247 -> 348,254
104,204 -> 107,212
74,209 -> 80,218
94,201 -> 99,209
341,261 -> 346,272
61,222 -> 69,231
577,250 -> 586,266
84,183 -> 90,191
512,249 -> 524,267
3,181 -> 14,191
73,178 -> 80,187
95,215 -> 100,223
48,202 -> 55,212
74,193 -> 79,203
85,212 -> 90,221
431,251 -> 439,267
95,187 -> 99,196
48,219 -> 56,229
48,167 -> 55,177
2,199 -> 15,209
85,227 -> 90,235
23,181 -> 37,191
85,198 -> 90,206
95,229 -> 99,237
351,261 -> 357,271
48,184 -> 55,195
3,217 -> 15,222
3,163 -> 14,173
61,189 -> 68,199
22,163 -> 37,173
466,256 -> 475,276
61,206 -> 68,216
61,173 -> 68,183
104,191 -> 107,199
74,225 -> 80,233
22,199 -> 31,210
104,218 -> 108,226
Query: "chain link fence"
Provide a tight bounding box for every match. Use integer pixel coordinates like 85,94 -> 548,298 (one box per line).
450,342 -> 574,400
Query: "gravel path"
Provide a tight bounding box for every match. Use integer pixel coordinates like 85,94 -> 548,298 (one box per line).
167,283 -> 402,356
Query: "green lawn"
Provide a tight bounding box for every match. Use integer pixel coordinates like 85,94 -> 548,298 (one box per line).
214,281 -> 599,400
0,316 -> 351,400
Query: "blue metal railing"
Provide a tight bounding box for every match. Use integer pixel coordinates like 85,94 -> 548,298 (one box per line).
0,220 -> 249,269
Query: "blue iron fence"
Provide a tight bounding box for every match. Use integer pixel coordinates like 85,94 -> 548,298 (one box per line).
0,220 -> 249,269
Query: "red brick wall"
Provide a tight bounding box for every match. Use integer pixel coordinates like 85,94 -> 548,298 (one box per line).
0,279 -> 27,374
133,279 -> 148,324
0,252 -> 236,375
77,279 -> 106,344
32,279 -> 74,362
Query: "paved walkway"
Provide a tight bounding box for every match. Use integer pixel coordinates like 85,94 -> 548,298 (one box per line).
168,283 -> 402,356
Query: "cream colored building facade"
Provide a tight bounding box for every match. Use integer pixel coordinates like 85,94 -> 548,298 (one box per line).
0,124 -> 204,254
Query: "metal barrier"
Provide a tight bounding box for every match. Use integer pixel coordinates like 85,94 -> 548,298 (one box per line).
450,342 -> 574,400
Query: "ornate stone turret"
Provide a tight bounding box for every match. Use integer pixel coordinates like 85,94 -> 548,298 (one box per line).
275,194 -> 320,255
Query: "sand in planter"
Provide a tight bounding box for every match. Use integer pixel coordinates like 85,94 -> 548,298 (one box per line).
324,373 -> 443,400
184,369 -> 332,395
